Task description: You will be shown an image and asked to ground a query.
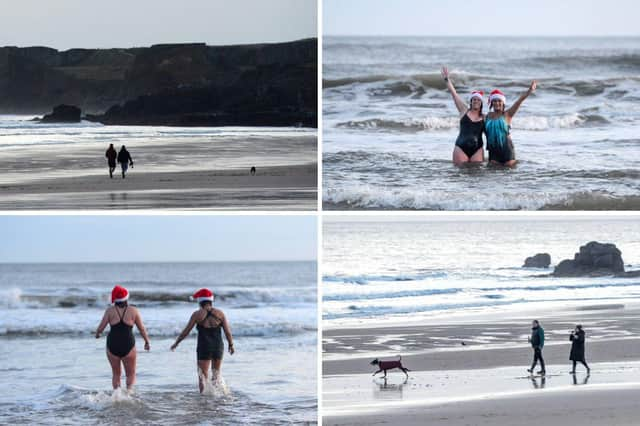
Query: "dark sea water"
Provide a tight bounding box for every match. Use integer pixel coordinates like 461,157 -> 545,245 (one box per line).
323,37 -> 640,210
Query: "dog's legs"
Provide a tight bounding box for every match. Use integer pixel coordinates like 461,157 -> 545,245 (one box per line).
383,370 -> 387,378
401,367 -> 410,378
372,369 -> 382,376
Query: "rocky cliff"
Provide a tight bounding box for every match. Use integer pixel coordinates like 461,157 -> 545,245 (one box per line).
0,39 -> 317,127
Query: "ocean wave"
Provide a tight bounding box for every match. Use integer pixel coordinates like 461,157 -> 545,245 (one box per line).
527,53 -> 640,69
324,186 -> 640,211
335,113 -> 606,133
323,271 -> 447,284
0,322 -> 316,339
324,281 -> 640,303
324,288 -> 461,301
0,287 -> 316,309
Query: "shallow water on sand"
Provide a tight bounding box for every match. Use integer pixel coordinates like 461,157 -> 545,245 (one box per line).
323,37 -> 640,210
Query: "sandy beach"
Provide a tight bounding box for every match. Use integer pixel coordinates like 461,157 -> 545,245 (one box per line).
323,303 -> 640,425
0,164 -> 317,210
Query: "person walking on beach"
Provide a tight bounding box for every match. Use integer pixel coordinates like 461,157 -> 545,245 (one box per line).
485,81 -> 537,166
171,288 -> 235,393
95,285 -> 151,391
117,145 -> 134,179
105,144 -> 117,178
527,319 -> 546,375
570,324 -> 590,374
441,66 -> 485,165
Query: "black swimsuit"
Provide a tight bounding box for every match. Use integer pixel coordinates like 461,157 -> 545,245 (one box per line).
196,310 -> 224,361
106,306 -> 135,358
455,113 -> 484,158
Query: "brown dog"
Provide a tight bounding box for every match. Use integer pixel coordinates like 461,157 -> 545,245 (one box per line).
371,355 -> 410,378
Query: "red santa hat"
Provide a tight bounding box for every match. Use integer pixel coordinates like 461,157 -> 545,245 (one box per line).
191,288 -> 215,303
469,90 -> 484,102
111,285 -> 129,304
489,89 -> 506,105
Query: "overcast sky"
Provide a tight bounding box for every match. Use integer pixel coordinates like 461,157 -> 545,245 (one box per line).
0,0 -> 317,50
324,0 -> 639,36
0,215 -> 317,262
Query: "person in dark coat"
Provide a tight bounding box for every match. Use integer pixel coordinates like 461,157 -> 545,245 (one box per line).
570,324 -> 590,374
117,145 -> 134,179
105,144 -> 117,178
527,319 -> 546,375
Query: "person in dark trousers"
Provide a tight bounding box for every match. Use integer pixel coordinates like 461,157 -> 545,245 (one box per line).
117,145 -> 134,179
527,320 -> 546,375
570,324 -> 590,374
105,144 -> 117,178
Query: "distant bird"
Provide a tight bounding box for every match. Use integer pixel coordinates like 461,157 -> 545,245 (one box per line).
461,341 -> 467,346
250,166 -> 256,176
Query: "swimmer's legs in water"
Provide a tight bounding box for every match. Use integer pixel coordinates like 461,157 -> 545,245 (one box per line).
122,348 -> 137,390
106,350 -> 122,389
490,159 -> 517,168
197,358 -> 223,393
453,146 -> 484,165
452,146 -> 470,166
107,348 -> 137,390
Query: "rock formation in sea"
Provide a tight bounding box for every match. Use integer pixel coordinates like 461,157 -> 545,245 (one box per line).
523,253 -> 551,268
553,241 -> 625,277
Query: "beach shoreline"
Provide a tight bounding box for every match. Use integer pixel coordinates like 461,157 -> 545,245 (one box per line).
323,302 -> 640,425
0,164 -> 317,210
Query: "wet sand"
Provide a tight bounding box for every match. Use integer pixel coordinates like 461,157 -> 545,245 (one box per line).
323,303 -> 640,425
0,164 -> 317,210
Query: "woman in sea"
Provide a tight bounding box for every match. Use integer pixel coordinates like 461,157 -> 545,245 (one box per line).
485,81 -> 537,167
171,288 -> 235,393
95,285 -> 151,390
441,66 -> 485,166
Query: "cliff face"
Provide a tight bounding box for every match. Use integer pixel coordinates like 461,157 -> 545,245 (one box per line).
0,39 -> 317,127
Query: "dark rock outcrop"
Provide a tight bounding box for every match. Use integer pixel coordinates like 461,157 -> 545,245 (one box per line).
40,104 -> 81,123
0,39 -> 317,127
523,253 -> 551,268
553,241 -> 625,277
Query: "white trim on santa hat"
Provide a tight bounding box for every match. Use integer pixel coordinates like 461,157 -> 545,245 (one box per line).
489,92 -> 506,104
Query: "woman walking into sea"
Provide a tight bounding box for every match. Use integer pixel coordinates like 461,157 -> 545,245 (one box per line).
171,288 -> 235,393
95,285 -> 151,391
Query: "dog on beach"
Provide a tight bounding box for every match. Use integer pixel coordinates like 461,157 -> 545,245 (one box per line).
371,355 -> 410,378
250,166 -> 256,175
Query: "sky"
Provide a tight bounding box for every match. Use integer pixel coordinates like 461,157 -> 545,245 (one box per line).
324,0 -> 639,36
0,215 -> 317,262
0,0 -> 317,50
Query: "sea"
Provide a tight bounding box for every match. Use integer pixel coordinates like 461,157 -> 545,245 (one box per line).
323,217 -> 640,327
323,36 -> 640,210
0,261 -> 317,425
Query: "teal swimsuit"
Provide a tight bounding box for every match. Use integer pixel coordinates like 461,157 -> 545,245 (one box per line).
485,115 -> 515,163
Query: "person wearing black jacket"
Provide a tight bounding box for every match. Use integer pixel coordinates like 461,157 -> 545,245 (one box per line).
117,145 -> 134,179
105,144 -> 117,178
570,324 -> 590,374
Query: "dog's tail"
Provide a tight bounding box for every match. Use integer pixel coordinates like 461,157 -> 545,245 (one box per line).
397,354 -> 402,361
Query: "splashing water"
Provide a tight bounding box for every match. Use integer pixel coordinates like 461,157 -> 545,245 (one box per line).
199,368 -> 232,398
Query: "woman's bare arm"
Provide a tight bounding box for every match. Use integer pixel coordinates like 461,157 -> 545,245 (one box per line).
134,308 -> 151,350
507,80 -> 537,118
441,66 -> 467,115
171,313 -> 198,350
95,309 -> 110,338
221,313 -> 235,354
